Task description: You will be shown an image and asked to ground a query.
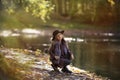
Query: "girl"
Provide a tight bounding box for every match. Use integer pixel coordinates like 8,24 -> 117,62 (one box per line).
49,30 -> 74,73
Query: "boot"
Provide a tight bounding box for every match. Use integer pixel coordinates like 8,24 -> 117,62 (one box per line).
61,66 -> 72,73
51,64 -> 60,72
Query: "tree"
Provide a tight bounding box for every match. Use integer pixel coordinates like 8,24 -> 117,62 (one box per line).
0,0 -> 3,11
0,0 -> 54,22
25,0 -> 54,22
114,0 -> 120,26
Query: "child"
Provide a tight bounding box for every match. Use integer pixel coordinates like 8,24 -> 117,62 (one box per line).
49,30 -> 74,73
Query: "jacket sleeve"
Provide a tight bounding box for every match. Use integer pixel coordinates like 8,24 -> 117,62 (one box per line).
66,43 -> 72,54
66,43 -> 74,60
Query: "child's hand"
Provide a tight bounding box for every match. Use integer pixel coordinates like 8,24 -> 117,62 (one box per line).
55,56 -> 60,60
71,54 -> 74,60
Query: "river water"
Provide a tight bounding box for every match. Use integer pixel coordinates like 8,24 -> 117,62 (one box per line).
0,29 -> 120,80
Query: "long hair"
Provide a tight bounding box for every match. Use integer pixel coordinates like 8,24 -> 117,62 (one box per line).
61,38 -> 66,45
52,37 -> 66,44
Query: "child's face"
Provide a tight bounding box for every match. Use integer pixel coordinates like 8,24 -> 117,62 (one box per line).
56,33 -> 63,41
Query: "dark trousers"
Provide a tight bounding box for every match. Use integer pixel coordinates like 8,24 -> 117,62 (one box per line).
51,58 -> 71,68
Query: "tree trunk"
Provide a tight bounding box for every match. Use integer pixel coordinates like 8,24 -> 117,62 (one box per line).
58,0 -> 62,15
17,0 -> 23,8
115,0 -> 120,26
54,0 -> 59,14
0,0 -> 3,11
62,0 -> 65,15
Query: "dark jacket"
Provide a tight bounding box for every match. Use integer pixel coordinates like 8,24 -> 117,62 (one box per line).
49,41 -> 72,67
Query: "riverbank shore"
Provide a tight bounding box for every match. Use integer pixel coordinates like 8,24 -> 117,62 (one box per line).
0,48 -> 110,80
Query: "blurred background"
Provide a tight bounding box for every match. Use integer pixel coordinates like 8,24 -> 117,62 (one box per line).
0,0 -> 120,80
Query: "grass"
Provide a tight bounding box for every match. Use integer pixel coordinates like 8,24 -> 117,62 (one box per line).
0,53 -> 20,80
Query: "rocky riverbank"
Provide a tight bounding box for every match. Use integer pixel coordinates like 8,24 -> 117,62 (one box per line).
0,48 -> 110,80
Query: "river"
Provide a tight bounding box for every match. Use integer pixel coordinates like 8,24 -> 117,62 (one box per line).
0,28 -> 120,80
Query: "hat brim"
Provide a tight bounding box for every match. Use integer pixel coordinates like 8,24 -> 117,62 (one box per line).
60,30 -> 64,34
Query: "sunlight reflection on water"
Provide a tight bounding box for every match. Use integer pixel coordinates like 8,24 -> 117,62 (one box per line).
0,30 -> 12,37
22,28 -> 40,34
0,29 -> 120,42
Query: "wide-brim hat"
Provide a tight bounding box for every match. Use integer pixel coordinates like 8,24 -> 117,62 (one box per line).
52,30 -> 64,40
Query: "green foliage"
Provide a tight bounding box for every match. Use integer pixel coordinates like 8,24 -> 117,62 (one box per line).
0,0 -> 119,28
1,0 -> 16,14
25,0 -> 54,22
0,0 -> 54,22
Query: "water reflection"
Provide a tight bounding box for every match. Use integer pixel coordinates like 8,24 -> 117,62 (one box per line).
11,33 -> 20,37
22,28 -> 41,34
71,41 -> 120,80
0,28 -> 49,37
0,30 -> 12,37
65,37 -> 84,42
103,33 -> 114,36
22,34 -> 39,38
